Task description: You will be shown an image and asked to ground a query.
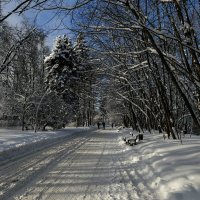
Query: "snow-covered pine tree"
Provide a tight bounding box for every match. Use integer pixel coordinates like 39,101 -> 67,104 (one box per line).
44,34 -> 95,126
73,33 -> 88,126
74,33 -> 89,73
73,33 -> 94,126
44,35 -> 78,103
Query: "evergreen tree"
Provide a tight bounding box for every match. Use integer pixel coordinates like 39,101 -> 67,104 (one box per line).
45,34 -> 95,126
74,33 -> 95,126
44,35 -> 77,103
74,33 -> 89,72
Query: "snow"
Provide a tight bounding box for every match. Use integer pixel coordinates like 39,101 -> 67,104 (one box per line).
147,47 -> 158,54
1,127 -> 200,200
0,127 -> 90,163
119,128 -> 200,200
128,61 -> 148,71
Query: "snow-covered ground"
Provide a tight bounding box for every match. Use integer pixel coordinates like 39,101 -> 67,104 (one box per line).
0,127 -> 90,163
119,128 -> 200,200
1,127 -> 200,200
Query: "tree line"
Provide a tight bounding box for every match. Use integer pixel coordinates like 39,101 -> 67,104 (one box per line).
0,19 -> 95,130
71,0 -> 200,139
1,0 -> 200,139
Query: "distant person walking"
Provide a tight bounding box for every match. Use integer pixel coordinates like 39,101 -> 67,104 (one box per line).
97,122 -> 100,129
112,123 -> 114,129
158,125 -> 162,134
102,122 -> 105,129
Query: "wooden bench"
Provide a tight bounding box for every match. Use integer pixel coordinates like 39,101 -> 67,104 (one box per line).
124,134 -> 142,146
128,135 -> 139,145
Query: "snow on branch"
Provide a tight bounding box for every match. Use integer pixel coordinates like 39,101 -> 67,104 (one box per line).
128,61 -> 148,71
116,92 -> 149,118
89,25 -> 142,32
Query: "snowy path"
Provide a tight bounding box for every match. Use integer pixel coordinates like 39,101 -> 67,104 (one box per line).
0,129 -> 92,199
2,129 -> 157,200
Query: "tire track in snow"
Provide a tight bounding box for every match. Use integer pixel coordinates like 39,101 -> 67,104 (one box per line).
35,138 -> 92,200
0,130 -> 93,200
82,140 -> 107,200
14,134 -> 99,200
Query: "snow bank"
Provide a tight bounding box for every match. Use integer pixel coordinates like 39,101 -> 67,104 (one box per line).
0,127 -> 90,164
118,129 -> 200,200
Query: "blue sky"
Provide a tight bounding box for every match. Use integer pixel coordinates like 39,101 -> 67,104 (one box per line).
2,0 -> 76,48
